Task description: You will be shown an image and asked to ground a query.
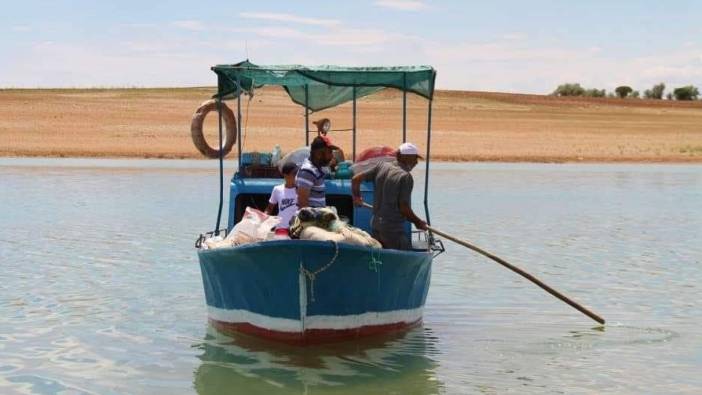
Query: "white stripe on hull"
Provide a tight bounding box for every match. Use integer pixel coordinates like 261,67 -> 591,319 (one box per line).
305,308 -> 424,330
208,306 -> 302,332
207,306 -> 424,333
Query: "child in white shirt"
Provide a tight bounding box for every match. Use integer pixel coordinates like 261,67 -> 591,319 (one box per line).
266,162 -> 298,234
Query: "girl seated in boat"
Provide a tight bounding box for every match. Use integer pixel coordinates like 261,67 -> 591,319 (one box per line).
265,162 -> 299,235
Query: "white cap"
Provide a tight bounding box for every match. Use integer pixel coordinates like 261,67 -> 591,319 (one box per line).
398,142 -> 423,158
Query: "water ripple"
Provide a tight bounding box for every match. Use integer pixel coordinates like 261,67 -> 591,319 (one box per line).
1,160 -> 701,394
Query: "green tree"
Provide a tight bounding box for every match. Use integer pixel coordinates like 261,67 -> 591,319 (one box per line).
615,86 -> 633,98
672,85 -> 700,100
552,83 -> 585,96
631,90 -> 640,98
644,83 -> 665,99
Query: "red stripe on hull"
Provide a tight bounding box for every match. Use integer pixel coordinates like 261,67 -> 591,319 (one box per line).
210,318 -> 422,345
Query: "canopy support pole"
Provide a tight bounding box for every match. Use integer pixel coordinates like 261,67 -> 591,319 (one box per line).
305,84 -> 310,146
352,87 -> 357,161
402,73 -> 407,143
214,91 -> 224,235
236,76 -> 242,171
424,98 -> 433,226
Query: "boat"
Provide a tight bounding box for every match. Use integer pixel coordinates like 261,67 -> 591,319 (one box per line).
195,60 -> 444,344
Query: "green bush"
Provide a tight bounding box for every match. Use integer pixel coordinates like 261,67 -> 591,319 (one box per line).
672,85 -> 700,100
584,88 -> 606,97
552,83 -> 585,96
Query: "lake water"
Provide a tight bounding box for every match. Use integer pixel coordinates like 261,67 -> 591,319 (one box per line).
1,158 -> 701,394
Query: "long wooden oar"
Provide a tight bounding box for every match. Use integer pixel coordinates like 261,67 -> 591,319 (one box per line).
361,202 -> 605,325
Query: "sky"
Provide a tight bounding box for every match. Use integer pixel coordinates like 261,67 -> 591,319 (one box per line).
2,0 -> 702,93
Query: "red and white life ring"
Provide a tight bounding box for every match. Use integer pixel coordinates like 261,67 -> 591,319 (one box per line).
191,99 -> 237,158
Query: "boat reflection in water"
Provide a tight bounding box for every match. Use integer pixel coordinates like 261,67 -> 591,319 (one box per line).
193,325 -> 442,394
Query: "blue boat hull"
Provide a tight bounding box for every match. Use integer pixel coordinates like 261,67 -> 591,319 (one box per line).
198,240 -> 432,343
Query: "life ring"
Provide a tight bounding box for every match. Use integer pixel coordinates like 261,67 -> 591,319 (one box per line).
191,99 -> 237,158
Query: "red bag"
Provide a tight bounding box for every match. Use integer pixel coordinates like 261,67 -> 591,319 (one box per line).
357,146 -> 396,162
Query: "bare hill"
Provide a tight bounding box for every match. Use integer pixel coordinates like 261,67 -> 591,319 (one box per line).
1,87 -> 701,162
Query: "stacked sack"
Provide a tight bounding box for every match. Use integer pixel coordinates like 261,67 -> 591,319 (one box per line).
289,207 -> 381,249
204,207 -> 281,249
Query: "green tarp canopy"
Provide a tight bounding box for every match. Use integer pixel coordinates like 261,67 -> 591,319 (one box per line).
212,60 -> 436,112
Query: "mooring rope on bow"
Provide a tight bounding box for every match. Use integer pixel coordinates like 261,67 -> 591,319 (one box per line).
300,241 -> 340,303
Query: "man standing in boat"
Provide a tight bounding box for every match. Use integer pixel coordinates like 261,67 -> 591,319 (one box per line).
296,135 -> 338,208
351,143 -> 428,250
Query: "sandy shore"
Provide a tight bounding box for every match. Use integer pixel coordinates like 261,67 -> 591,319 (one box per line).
1,87 -> 701,162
